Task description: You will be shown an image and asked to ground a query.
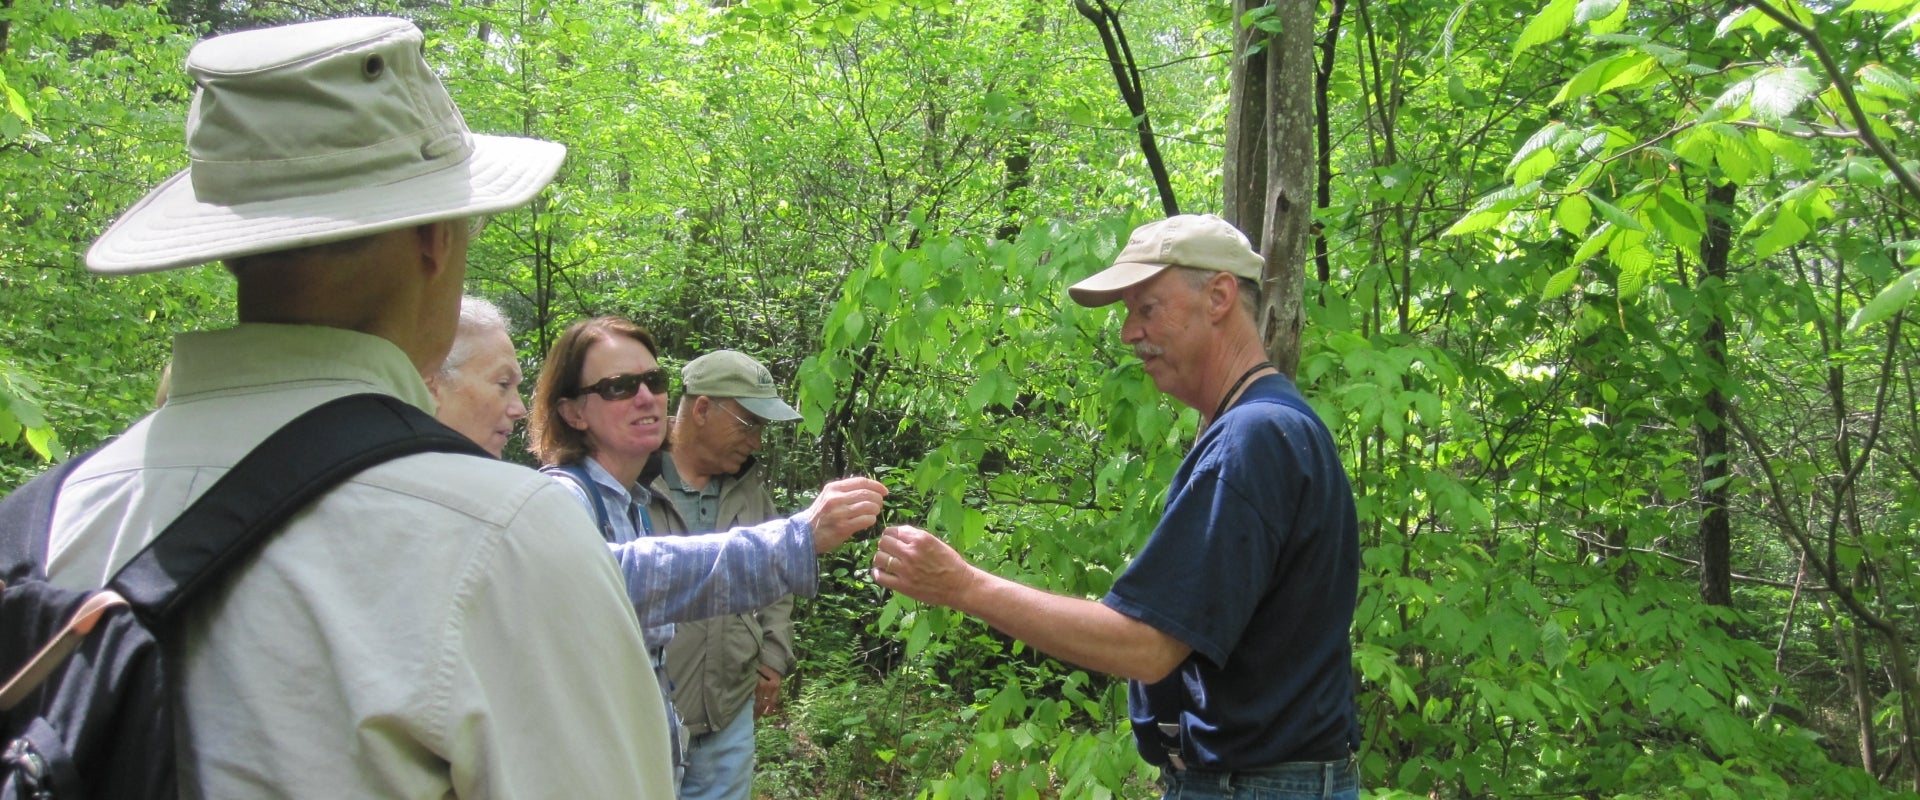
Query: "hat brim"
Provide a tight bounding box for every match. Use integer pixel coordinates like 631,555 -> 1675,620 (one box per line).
1067,261 -> 1169,308
85,134 -> 566,274
736,396 -> 802,423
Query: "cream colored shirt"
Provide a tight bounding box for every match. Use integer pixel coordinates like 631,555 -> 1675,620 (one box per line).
47,324 -> 673,799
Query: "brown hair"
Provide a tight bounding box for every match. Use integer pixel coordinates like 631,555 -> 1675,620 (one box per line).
529,316 -> 659,466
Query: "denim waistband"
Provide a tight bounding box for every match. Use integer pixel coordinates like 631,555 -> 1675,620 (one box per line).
1162,756 -> 1358,794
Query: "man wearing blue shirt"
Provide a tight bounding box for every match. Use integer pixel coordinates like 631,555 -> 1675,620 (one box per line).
875,215 -> 1361,799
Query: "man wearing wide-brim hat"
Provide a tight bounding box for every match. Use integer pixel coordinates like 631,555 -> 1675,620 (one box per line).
873,214 -> 1363,798
50,17 -> 671,798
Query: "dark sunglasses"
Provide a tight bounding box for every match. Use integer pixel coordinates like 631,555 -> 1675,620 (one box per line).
569,369 -> 670,401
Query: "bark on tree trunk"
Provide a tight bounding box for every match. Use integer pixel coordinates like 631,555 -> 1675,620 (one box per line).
1312,0 -> 1346,287
1075,0 -> 1178,217
998,140 -> 1032,241
1223,0 -> 1316,376
1223,0 -> 1266,236
1697,180 -> 1736,607
998,9 -> 1040,240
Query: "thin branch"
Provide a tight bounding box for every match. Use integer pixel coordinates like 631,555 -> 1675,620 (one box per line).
1561,528 -> 1832,591
1073,0 -> 1179,216
1746,0 -> 1920,210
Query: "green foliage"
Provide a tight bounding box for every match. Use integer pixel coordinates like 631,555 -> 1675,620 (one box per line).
1850,266 -> 1920,333
0,362 -> 58,462
0,0 -> 209,488
755,669 -> 969,798
800,217 -> 1179,796
1438,0 -> 1920,792
9,0 -> 1920,795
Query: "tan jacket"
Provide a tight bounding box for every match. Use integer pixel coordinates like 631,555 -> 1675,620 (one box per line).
649,453 -> 797,734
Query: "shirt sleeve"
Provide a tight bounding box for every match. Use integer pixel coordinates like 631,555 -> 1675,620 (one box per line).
439,481 -> 674,798
1101,419 -> 1296,668
608,515 -> 819,627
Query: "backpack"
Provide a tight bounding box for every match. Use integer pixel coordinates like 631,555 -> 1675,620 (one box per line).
0,393 -> 486,799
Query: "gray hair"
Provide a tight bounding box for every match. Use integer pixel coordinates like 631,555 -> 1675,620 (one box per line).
440,296 -> 512,378
1175,266 -> 1261,320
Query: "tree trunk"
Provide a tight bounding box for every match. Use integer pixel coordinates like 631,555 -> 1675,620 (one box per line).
1697,180 -> 1736,606
1224,0 -> 1315,376
1074,0 -> 1178,217
1312,0 -> 1346,287
1222,2 -> 1266,235
997,139 -> 1032,241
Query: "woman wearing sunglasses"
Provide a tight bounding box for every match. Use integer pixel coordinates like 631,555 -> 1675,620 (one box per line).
527,315 -> 887,789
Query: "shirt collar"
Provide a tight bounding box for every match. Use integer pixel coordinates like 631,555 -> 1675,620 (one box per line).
580,455 -> 648,506
167,323 -> 436,413
657,453 -> 722,499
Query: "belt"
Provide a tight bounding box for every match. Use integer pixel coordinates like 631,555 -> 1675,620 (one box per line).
1160,755 -> 1358,795
1155,721 -> 1353,771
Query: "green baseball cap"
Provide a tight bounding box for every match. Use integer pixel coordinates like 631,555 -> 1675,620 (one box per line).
682,350 -> 801,422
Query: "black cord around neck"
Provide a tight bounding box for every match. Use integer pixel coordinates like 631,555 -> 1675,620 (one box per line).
1213,362 -> 1273,422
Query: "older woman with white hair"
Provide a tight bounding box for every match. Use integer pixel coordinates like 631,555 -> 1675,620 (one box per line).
426,295 -> 528,457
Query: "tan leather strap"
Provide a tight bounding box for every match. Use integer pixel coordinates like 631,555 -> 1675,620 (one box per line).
0,589 -> 128,712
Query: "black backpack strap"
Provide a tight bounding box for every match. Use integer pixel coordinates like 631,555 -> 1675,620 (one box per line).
0,450 -> 99,586
108,393 -> 487,624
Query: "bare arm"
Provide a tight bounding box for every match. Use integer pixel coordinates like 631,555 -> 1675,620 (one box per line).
873,525 -> 1191,683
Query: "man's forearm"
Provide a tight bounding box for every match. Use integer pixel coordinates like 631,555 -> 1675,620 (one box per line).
953,568 -> 1190,683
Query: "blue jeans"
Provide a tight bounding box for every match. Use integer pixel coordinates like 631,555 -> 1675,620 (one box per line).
1159,757 -> 1359,800
679,702 -> 755,800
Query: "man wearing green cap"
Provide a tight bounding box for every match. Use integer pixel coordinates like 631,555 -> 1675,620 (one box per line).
650,350 -> 804,800
652,351 -> 802,798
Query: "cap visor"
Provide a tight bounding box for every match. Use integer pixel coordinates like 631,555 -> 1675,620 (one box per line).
1067,261 -> 1168,307
736,396 -> 802,422
86,134 -> 566,274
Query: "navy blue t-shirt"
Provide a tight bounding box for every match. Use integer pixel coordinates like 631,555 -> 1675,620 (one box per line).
1101,373 -> 1360,770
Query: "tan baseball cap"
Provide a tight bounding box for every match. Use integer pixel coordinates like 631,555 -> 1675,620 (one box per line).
1067,214 -> 1265,307
682,350 -> 801,422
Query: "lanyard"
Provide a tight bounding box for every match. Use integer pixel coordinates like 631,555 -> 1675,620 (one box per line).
1213,362 -> 1273,422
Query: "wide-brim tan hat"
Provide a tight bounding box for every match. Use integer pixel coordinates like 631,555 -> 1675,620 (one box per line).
86,17 -> 566,274
1067,214 -> 1265,307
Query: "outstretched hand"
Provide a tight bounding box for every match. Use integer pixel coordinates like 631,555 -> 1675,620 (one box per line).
871,525 -> 975,609
798,477 -> 889,553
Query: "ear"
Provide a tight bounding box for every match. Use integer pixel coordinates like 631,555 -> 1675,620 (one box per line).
423,372 -> 445,402
557,396 -> 590,431
1205,271 -> 1239,322
414,220 -> 459,281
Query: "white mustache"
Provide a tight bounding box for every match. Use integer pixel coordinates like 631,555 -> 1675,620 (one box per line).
1134,344 -> 1164,360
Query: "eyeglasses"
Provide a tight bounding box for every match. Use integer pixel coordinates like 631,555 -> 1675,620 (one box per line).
569,369 -> 670,401
717,402 -> 768,434
468,215 -> 491,236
